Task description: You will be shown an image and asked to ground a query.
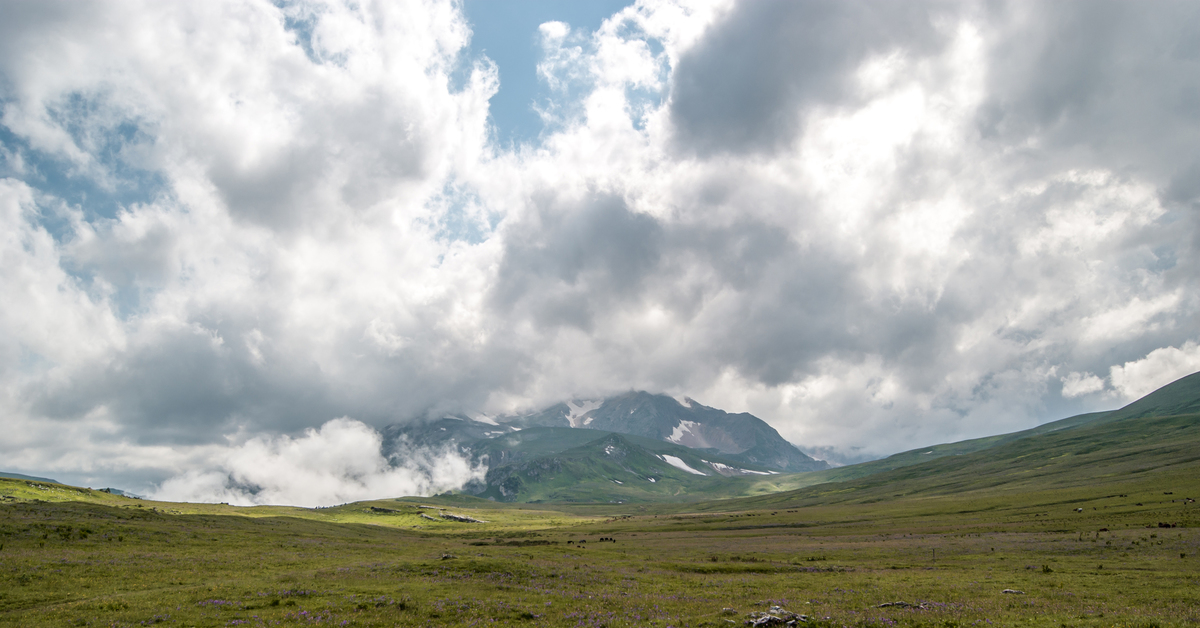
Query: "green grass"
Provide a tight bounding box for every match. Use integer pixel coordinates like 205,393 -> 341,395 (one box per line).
1,373 -> 1197,626
2,455 -> 1198,627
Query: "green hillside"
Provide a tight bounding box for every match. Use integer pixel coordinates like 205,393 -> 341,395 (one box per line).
0,472 -> 59,483
683,407 -> 1200,512
1094,370 -> 1200,423
475,433 -> 777,503
471,427 -> 773,470
721,371 -> 1200,501
468,427 -> 626,466
733,410 -> 1113,495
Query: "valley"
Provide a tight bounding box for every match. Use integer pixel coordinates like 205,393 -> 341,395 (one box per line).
1,374 -> 1199,626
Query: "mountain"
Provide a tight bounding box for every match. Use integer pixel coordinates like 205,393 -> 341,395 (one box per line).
473,432 -> 779,503
384,391 -> 827,474
385,372 -> 1200,506
496,391 -> 828,472
378,390 -> 826,503
380,415 -> 515,458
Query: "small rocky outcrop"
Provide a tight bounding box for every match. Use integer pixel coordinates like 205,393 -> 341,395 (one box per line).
440,512 -> 486,523
745,606 -> 808,626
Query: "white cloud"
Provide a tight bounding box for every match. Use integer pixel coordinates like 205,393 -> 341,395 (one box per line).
1061,371 -> 1104,398
2,0 -> 1200,497
1109,341 -> 1200,402
150,418 -> 485,507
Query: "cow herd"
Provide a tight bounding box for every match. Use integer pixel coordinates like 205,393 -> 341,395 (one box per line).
566,537 -> 617,545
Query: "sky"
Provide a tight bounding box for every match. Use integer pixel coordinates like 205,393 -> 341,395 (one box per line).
2,0 -> 1199,506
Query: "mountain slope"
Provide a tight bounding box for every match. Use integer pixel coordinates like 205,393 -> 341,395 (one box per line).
474,432 -> 775,503
501,391 -> 828,472
380,416 -> 514,458
384,391 -> 828,474
0,471 -> 59,483
1092,370 -> 1200,424
750,409 -> 1113,493
469,426 -> 775,473
689,371 -> 1200,511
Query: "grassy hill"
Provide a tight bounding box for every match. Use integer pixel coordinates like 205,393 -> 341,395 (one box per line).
722,410 -> 1113,496
717,371 -> 1200,501
0,472 -> 59,483
672,372 -> 1200,513
1094,370 -> 1200,423
474,432 -> 778,503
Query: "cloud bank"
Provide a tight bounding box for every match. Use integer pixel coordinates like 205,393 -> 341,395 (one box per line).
1,0 -> 1198,493
149,418 -> 484,508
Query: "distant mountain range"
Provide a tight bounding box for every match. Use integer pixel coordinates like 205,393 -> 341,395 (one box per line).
494,391 -> 827,472
0,471 -> 59,484
383,374 -> 1200,504
9,372 -> 1199,508
382,391 -> 829,502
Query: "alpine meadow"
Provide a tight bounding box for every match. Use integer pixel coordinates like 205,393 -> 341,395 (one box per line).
3,373 -> 1199,627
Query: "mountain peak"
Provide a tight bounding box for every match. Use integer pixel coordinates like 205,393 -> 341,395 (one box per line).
501,391 -> 827,473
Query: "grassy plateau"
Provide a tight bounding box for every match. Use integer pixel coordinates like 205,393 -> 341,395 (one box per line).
1,463 -> 1197,627
2,375 -> 1199,627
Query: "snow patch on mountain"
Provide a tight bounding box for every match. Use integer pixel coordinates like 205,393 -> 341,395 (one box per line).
667,420 -> 700,445
658,454 -> 707,476
566,399 -> 602,428
469,413 -> 499,426
705,461 -> 775,476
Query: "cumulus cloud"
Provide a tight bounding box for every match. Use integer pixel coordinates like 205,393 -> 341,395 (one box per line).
1060,372 -> 1104,399
2,0 -> 1199,495
1109,341 -> 1200,402
668,0 -> 957,155
150,418 -> 485,507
